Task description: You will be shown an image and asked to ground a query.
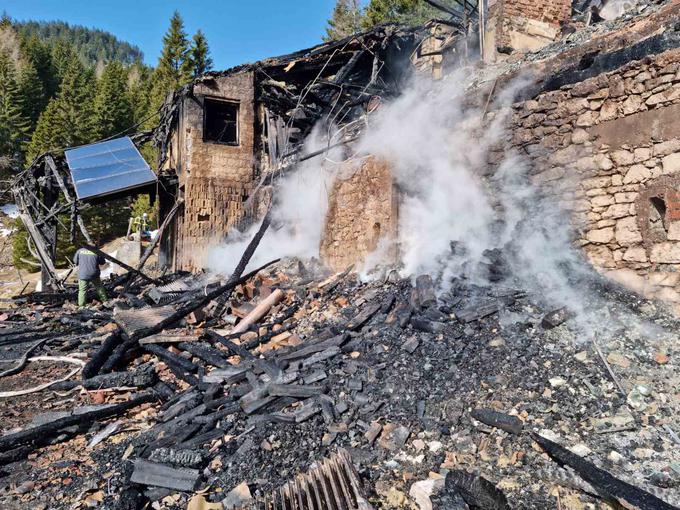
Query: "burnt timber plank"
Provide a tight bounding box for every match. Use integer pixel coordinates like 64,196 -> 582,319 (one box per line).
455,300 -> 500,323
532,433 -> 677,510
178,342 -> 229,368
345,303 -> 381,331
268,384 -> 326,398
0,393 -> 156,452
144,344 -> 199,373
276,334 -> 349,362
81,330 -> 122,379
130,459 -> 200,492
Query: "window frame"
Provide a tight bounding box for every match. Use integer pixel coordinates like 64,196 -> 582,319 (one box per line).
202,96 -> 240,147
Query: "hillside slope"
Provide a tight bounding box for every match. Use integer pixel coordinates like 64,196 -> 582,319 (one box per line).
14,20 -> 143,65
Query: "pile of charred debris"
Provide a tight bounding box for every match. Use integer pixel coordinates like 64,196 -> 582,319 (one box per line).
0,225 -> 679,510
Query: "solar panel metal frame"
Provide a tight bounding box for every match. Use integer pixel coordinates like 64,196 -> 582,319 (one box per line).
64,136 -> 157,201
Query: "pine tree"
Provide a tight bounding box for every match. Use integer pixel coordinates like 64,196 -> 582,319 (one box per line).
0,12 -> 11,29
362,0 -> 439,28
149,11 -> 193,124
324,0 -> 363,42
127,61 -> 153,127
17,59 -> 45,130
51,39 -> 78,84
0,51 -> 30,167
94,60 -> 133,138
20,35 -> 58,99
187,30 -> 213,78
26,54 -> 97,161
156,11 -> 191,89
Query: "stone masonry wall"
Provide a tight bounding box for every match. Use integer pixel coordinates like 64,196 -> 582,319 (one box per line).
172,72 -> 256,271
320,157 -> 399,272
510,47 -> 680,305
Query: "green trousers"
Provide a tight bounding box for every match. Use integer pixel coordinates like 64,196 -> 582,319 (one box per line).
78,278 -> 108,307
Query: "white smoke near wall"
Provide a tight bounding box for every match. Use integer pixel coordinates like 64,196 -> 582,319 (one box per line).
206,127 -> 343,274
357,72 -> 499,284
349,68 -> 674,346
205,60 -> 669,344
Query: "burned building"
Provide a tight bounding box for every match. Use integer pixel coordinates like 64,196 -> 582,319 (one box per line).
154,26 -> 421,272
5,3 -> 680,510
13,0 -> 680,305
153,0 -> 680,307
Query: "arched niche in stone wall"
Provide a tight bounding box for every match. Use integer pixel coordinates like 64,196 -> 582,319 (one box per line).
636,174 -> 680,264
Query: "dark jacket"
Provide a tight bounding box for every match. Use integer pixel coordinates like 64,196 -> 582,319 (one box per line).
74,248 -> 105,280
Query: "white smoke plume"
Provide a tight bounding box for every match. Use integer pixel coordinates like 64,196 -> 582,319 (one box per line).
206,127 -> 343,274
206,61 -> 671,347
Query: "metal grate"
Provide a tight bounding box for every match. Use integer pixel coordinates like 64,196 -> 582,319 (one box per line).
238,449 -> 372,510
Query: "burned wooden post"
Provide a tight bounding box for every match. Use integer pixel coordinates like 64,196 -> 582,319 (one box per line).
83,244 -> 159,285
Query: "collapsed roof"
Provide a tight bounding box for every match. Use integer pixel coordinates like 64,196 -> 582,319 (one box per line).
154,24 -> 426,171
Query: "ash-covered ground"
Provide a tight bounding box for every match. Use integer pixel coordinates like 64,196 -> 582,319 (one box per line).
0,257 -> 678,510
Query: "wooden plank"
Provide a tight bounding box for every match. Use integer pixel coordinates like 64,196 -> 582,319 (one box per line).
533,433 -> 677,510
178,342 -> 229,368
276,334 -> 348,362
136,198 -> 184,272
0,393 -> 156,452
455,300 -> 500,323
130,459 -> 200,492
345,303 -> 381,331
139,333 -> 200,345
231,289 -> 285,334
202,364 -> 252,384
268,384 -> 325,398
144,344 -> 199,373
411,274 -> 437,309
302,347 -> 340,368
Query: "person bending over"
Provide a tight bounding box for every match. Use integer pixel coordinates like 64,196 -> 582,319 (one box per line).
73,246 -> 108,307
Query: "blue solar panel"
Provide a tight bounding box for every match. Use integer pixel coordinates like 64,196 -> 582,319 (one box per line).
64,136 -> 157,200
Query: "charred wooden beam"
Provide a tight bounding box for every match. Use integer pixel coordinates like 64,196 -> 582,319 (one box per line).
52,367 -> 156,391
82,330 -> 122,378
0,392 -> 157,453
83,244 -> 158,285
130,459 -> 200,492
177,342 -> 229,368
45,154 -> 93,244
345,303 -> 381,331
136,198 -> 184,273
532,433 -> 677,510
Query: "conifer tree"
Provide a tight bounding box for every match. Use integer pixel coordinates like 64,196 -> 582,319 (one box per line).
149,11 -> 193,122
26,54 -> 96,161
17,59 -> 45,130
156,11 -> 191,90
20,35 -> 58,99
187,30 -> 213,78
0,51 -> 30,167
127,61 -> 153,127
51,39 -> 78,84
324,0 -> 363,42
362,0 -> 439,28
94,60 -> 133,138
0,12 -> 11,29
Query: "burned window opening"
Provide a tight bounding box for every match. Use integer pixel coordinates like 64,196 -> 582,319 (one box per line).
204,98 -> 239,146
649,196 -> 668,239
198,213 -> 211,222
